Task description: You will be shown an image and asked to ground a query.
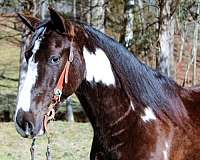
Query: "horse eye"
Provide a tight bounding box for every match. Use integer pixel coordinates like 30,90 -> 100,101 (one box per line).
50,56 -> 60,64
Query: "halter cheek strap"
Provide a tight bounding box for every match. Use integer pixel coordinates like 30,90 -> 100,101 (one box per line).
44,40 -> 74,132
44,23 -> 75,132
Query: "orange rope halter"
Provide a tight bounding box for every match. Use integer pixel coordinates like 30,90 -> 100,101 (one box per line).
44,24 -> 75,133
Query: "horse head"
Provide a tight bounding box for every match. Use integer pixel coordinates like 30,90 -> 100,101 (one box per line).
15,8 -> 87,138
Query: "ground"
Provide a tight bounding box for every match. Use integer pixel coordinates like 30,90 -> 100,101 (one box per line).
0,121 -> 93,160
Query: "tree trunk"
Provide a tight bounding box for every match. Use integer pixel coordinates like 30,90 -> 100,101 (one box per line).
76,0 -> 91,23
40,0 -> 47,20
66,97 -> 74,122
192,2 -> 199,85
138,0 -> 145,32
178,22 -> 187,63
90,0 -> 105,32
72,0 -> 76,19
183,1 -> 199,86
123,0 -> 135,48
158,0 -> 176,78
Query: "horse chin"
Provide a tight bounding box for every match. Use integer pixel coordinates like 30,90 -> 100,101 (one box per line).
33,120 -> 45,138
15,119 -> 45,139
37,124 -> 45,137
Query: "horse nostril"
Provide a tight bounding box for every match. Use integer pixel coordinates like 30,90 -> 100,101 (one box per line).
15,108 -> 34,137
25,121 -> 34,136
15,108 -> 24,128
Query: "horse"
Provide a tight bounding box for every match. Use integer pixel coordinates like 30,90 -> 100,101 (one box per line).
15,8 -> 200,160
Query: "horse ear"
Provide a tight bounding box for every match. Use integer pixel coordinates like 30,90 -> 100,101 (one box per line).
17,13 -> 40,32
48,7 -> 66,33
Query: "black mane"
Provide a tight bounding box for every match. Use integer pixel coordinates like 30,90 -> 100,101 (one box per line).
81,24 -> 189,126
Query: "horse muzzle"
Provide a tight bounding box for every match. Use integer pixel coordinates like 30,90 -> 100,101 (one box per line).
15,108 -> 44,138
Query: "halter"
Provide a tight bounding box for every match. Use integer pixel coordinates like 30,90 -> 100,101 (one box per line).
44,24 -> 75,132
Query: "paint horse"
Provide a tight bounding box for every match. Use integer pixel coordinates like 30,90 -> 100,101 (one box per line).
15,8 -> 200,160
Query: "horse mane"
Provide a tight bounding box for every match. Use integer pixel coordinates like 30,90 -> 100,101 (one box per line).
78,23 -> 189,126
35,18 -> 189,126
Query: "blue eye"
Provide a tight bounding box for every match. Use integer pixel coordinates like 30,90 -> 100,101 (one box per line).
49,56 -> 60,64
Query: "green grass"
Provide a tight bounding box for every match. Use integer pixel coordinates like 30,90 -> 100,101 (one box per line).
0,15 -> 20,118
0,121 -> 93,160
0,39 -> 20,116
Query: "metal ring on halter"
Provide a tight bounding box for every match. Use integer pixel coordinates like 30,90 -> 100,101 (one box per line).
44,106 -> 55,133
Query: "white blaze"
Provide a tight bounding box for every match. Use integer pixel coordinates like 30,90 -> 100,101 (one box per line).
83,47 -> 115,86
15,38 -> 41,117
141,107 -> 156,122
32,38 -> 42,54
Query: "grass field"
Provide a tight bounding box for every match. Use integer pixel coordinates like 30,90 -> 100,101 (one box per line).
0,121 -> 93,160
0,15 -> 20,119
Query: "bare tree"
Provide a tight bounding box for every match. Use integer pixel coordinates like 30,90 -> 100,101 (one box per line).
123,0 -> 135,48
182,1 -> 200,86
157,0 -> 179,78
90,0 -> 105,32
178,21 -> 188,63
66,96 -> 74,122
192,2 -> 199,85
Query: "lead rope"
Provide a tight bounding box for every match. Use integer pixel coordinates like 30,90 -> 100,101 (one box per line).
44,102 -> 56,160
30,109 -> 55,160
30,131 -> 53,160
30,138 -> 36,160
46,124 -> 53,160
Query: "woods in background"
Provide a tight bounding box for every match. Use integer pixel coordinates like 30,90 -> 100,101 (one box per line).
0,0 -> 199,121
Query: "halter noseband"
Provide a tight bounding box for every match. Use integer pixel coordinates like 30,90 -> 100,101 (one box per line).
44,25 -> 75,132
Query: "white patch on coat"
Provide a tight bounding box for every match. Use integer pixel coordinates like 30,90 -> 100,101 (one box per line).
32,38 -> 41,54
141,107 -> 156,122
163,150 -> 167,160
83,47 -> 115,86
15,28 -> 47,118
163,141 -> 170,160
16,55 -> 38,114
130,100 -> 135,111
15,42 -> 42,118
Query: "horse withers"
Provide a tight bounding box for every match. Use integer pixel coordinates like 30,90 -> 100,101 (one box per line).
15,8 -> 200,160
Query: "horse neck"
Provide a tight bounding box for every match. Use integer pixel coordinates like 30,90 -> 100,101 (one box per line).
76,23 -> 189,127
76,79 -> 135,133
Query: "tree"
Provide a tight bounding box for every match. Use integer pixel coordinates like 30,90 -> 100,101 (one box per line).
183,1 -> 200,86
66,96 -> 74,122
192,1 -> 199,85
157,0 -> 179,78
90,0 -> 105,32
122,0 -> 135,48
